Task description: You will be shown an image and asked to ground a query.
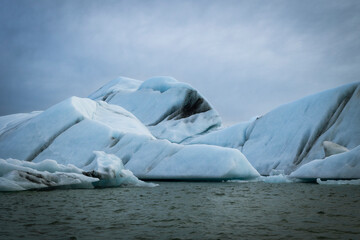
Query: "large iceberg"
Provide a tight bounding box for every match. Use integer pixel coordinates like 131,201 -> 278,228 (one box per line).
89,76 -> 222,143
0,95 -> 259,190
0,76 -> 358,190
187,82 -> 360,177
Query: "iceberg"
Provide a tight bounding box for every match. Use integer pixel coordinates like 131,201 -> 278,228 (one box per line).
188,82 -> 360,177
0,75 -> 358,190
0,95 -> 259,190
89,76 -> 222,143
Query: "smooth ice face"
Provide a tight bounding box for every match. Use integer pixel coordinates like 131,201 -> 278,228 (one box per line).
186,118 -> 257,149
0,97 -> 93,161
290,145 -> 360,179
138,76 -> 192,93
0,111 -> 42,136
322,141 -> 349,157
89,76 -> 222,143
243,82 -> 360,176
188,82 -> 360,178
129,144 -> 260,180
0,97 -> 153,163
88,77 -> 143,101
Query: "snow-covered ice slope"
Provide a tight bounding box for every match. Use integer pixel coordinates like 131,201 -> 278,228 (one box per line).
243,82 -> 360,175
0,97 -> 153,162
0,96 -> 259,190
189,82 -> 360,177
187,118 -> 256,150
89,76 -> 222,143
0,111 -> 42,136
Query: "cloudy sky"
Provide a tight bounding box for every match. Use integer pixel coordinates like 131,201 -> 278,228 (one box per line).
1,0 -> 359,124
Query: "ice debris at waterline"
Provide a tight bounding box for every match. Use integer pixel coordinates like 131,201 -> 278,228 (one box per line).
0,152 -> 156,191
0,76 -> 359,191
229,170 -> 302,184
316,178 -> 360,185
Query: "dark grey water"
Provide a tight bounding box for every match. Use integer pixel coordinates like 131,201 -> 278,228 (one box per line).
0,182 -> 359,240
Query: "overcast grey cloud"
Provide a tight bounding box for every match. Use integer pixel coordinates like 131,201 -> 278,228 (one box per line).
0,0 -> 359,124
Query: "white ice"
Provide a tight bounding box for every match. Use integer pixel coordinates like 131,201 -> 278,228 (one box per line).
0,158 -> 97,191
187,82 -> 360,178
0,95 -> 259,190
186,118 -> 257,150
89,76 -> 222,143
316,179 -> 360,185
290,145 -> 360,179
0,111 -> 42,136
83,151 -> 157,187
0,151 -> 156,191
322,141 -> 349,157
230,169 -> 299,184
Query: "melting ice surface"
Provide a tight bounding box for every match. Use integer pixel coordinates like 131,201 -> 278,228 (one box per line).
229,170 -> 301,184
0,151 -> 157,191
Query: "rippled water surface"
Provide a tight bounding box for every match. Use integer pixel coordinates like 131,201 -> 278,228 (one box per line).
1,182 -> 359,239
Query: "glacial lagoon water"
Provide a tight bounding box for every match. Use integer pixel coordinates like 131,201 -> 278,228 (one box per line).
0,181 -> 359,240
